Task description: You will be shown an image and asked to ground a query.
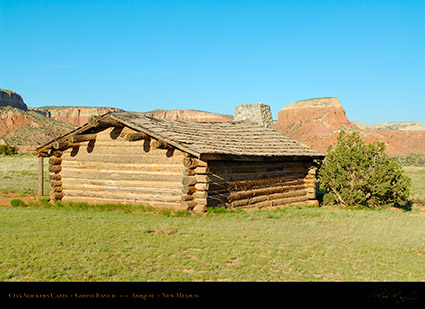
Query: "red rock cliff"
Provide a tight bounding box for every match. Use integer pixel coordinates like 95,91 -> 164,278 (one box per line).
276,97 -> 356,138
33,106 -> 126,126
0,89 -> 28,110
275,97 -> 425,156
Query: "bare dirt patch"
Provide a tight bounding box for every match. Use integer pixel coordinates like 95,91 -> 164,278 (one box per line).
0,192 -> 38,207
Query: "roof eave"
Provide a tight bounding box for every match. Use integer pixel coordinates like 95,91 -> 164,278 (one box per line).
199,153 -> 325,161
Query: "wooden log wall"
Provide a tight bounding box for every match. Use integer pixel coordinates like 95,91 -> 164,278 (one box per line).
51,126 -> 186,209
183,157 -> 319,211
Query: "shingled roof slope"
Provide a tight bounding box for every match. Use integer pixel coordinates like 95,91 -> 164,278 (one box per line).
108,112 -> 323,159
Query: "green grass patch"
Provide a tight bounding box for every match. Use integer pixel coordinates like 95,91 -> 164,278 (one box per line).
403,166 -> 425,201
1,204 -> 425,281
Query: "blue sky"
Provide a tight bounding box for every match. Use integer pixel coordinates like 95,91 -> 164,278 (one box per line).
0,0 -> 424,124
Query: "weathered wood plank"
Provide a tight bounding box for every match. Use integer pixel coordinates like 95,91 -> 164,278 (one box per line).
208,159 -> 310,167
195,176 -> 306,191
62,177 -> 182,190
208,162 -> 308,174
61,169 -> 181,182
62,189 -> 180,203
61,145 -> 185,160
61,166 -> 181,176
62,183 -> 182,197
182,166 -> 209,176
151,139 -> 172,149
53,141 -> 80,150
69,134 -> 97,143
183,157 -> 208,168
61,160 -> 184,173
212,184 -> 308,203
227,190 -> 309,208
229,195 -> 311,209
89,115 -> 123,128
62,153 -> 184,164
194,174 -> 209,183
200,170 -> 307,184
124,132 -> 149,141
194,182 -> 309,201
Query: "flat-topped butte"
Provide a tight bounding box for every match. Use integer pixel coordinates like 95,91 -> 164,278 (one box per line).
284,97 -> 341,109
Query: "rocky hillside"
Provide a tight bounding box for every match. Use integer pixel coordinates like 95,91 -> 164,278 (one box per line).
33,106 -> 125,126
275,97 -> 425,156
0,89 -> 126,151
0,105 -> 77,151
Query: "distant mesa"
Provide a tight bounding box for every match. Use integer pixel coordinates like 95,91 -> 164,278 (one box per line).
353,122 -> 425,131
283,97 -> 342,109
276,97 -> 354,137
0,89 -> 28,110
275,97 -> 425,156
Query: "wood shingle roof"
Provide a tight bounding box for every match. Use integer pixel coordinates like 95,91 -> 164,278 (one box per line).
35,111 -> 324,160
109,112 -> 324,160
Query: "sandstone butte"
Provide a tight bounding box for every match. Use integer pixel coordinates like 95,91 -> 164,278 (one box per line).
274,97 -> 425,156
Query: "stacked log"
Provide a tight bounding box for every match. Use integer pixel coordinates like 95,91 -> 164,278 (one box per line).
183,159 -> 318,210
180,156 -> 208,211
58,127 -> 186,208
49,150 -> 64,200
304,165 -> 317,201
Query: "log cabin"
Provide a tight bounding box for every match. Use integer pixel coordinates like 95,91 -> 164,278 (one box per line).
34,111 -> 324,211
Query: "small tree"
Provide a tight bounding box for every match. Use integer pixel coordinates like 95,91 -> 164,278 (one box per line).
317,131 -> 411,208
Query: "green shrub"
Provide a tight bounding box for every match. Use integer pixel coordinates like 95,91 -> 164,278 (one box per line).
10,199 -> 26,207
174,210 -> 191,217
160,209 -> 172,217
0,145 -> 17,156
206,206 -> 227,215
317,131 -> 411,208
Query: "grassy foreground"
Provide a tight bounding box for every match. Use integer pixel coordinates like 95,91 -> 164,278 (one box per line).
1,203 -> 425,282
1,154 -> 425,281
